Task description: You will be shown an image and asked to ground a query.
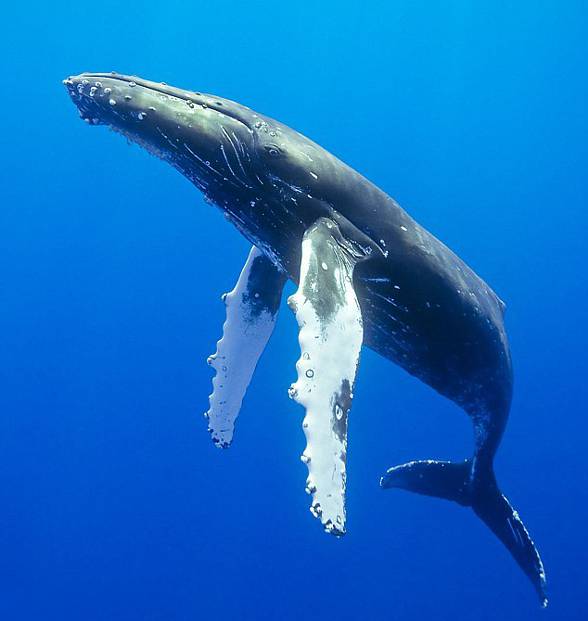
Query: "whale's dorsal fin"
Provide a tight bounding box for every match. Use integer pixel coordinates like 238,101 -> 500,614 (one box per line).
288,218 -> 364,536
206,247 -> 286,447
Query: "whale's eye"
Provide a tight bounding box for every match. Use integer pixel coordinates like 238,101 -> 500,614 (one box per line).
264,144 -> 282,158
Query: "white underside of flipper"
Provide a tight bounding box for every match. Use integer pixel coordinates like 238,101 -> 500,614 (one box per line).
206,246 -> 285,447
288,218 -> 364,535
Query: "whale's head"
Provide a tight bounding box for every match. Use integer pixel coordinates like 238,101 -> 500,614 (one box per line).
63,72 -> 268,200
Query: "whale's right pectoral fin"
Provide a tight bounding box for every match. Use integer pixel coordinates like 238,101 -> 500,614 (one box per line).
288,218 -> 365,536
206,246 -> 286,448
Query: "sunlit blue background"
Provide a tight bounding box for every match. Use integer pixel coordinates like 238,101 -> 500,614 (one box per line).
1,1 -> 586,619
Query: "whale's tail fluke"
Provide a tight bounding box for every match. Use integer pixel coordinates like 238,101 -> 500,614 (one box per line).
380,458 -> 547,607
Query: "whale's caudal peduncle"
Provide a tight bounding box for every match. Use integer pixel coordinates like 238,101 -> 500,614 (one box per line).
64,72 -> 546,606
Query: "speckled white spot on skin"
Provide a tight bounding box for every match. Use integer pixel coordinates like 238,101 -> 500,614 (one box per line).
400,225 -> 408,232
309,171 -> 318,180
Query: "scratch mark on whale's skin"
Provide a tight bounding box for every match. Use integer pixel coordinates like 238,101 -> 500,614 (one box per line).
156,126 -> 178,150
64,71 -> 547,607
221,125 -> 251,183
183,144 -> 226,183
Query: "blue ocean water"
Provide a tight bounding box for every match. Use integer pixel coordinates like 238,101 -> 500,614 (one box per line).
1,1 -> 587,619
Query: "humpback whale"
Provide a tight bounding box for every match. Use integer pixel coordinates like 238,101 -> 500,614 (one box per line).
64,72 -> 547,605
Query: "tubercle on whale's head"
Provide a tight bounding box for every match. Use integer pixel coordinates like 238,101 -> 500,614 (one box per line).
63,72 -> 259,195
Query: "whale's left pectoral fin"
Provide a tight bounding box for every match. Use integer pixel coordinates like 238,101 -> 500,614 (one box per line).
206,247 -> 286,448
288,218 -> 365,536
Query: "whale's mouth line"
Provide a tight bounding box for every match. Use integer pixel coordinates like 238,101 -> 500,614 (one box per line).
68,72 -> 256,132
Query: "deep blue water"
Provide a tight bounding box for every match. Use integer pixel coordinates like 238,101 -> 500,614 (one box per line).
2,1 -> 587,619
